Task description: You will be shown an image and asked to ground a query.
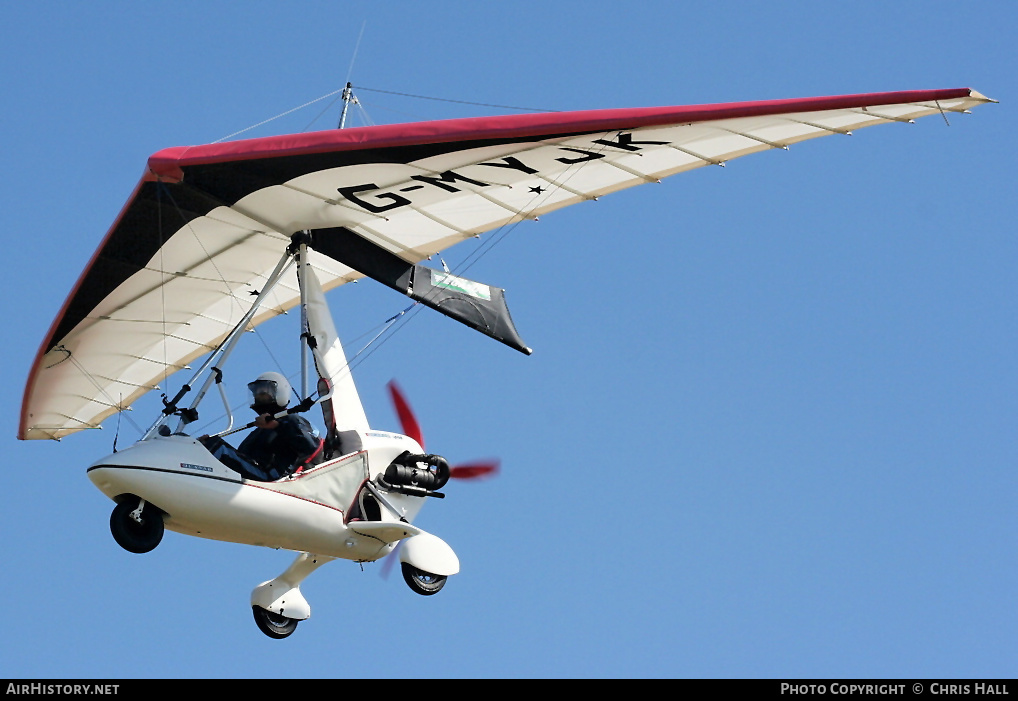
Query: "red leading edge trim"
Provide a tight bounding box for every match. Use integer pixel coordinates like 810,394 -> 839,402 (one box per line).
145,88 -> 977,182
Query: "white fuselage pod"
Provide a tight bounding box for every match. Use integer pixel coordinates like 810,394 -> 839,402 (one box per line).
87,431 -> 429,561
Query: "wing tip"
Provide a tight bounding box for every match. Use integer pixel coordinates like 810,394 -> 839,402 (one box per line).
968,89 -> 998,104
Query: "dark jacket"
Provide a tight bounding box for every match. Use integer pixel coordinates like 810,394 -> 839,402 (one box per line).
238,414 -> 323,480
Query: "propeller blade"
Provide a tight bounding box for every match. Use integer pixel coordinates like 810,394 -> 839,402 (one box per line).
387,380 -> 424,449
379,540 -> 403,580
449,460 -> 501,480
386,380 -> 500,484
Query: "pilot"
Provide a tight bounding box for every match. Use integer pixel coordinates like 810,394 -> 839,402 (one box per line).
199,372 -> 321,480
236,372 -> 324,480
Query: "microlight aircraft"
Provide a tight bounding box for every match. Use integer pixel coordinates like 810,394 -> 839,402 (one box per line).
19,87 -> 993,638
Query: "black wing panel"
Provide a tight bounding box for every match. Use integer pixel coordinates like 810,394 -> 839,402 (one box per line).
309,227 -> 530,354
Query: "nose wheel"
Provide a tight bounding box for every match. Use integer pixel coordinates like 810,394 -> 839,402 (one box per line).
110,497 -> 164,553
401,563 -> 448,595
253,606 -> 299,639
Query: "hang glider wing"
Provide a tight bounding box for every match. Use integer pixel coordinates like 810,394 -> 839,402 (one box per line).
19,87 -> 994,440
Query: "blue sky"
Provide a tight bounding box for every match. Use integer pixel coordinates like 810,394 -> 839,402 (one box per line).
3,1 -> 1014,679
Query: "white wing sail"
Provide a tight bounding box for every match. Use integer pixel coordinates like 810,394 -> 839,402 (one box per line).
19,88 -> 994,440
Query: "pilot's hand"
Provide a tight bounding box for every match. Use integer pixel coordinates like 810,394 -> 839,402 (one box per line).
254,413 -> 279,430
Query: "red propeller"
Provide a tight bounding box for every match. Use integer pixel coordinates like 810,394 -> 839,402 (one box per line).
387,380 -> 423,448
386,380 -> 500,481
448,461 -> 501,480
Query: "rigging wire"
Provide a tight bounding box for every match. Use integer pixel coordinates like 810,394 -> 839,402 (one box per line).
212,87 -> 348,143
277,82 -> 563,370
344,127 -> 628,363
344,22 -> 367,85
147,184 -> 302,437
186,295 -> 413,437
122,88 -> 619,437
159,159 -> 594,438
157,183 -> 169,389
158,184 -> 260,328
354,85 -> 559,113
300,93 -> 346,133
350,100 -> 376,127
113,394 -> 123,452
299,20 -> 366,133
66,353 -> 145,435
214,80 -> 556,143
51,83 -> 590,440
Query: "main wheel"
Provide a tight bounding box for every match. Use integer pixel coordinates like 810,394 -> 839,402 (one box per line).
252,606 -> 299,639
110,498 -> 164,554
401,562 -> 447,596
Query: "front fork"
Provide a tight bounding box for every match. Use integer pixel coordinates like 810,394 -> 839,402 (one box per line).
129,499 -> 147,523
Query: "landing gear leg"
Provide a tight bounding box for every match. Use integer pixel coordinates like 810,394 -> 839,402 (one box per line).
250,552 -> 334,640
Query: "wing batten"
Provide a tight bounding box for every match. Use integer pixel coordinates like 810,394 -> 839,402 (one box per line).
790,119 -> 853,136
20,88 -> 993,440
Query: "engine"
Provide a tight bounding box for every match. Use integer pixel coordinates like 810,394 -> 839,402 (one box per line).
378,451 -> 450,496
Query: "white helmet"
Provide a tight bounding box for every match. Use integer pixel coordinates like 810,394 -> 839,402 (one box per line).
248,372 -> 291,410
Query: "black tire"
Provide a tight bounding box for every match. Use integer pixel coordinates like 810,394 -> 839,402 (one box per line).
252,606 -> 299,639
401,562 -> 447,596
110,498 -> 164,554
